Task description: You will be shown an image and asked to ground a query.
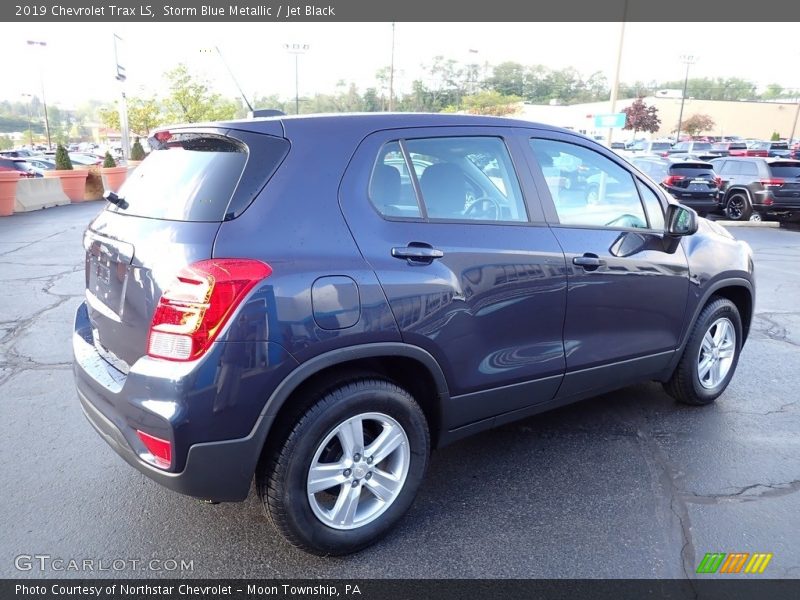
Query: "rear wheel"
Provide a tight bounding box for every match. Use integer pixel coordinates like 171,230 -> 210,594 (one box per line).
725,192 -> 752,221
664,297 -> 742,405
258,378 -> 430,555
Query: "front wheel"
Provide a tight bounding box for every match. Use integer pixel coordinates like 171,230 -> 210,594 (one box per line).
258,378 -> 430,555
664,297 -> 742,405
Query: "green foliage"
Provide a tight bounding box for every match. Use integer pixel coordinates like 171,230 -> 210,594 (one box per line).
770,131 -> 781,141
54,144 -> 73,170
458,91 -> 522,116
102,151 -> 116,168
130,139 -> 146,161
623,98 -> 661,135
163,64 -> 237,124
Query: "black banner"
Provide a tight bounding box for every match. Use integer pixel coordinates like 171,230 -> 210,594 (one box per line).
3,0 -> 800,22
4,580 -> 800,600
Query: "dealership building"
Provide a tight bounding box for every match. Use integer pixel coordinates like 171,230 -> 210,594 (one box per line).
518,95 -> 800,142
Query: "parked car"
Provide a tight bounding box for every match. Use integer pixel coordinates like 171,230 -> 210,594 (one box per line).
791,143 -> 800,160
668,141 -> 713,155
0,157 -> 36,177
18,157 -> 56,177
747,141 -> 791,158
0,149 -> 35,158
630,156 -> 720,216
74,114 -> 754,555
624,140 -> 673,157
710,157 -> 800,221
708,142 -> 748,157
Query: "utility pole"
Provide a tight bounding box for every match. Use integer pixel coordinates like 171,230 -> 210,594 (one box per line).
791,96 -> 800,144
284,43 -> 310,115
388,22 -> 396,111
27,40 -> 51,150
113,34 -> 131,162
675,54 -> 698,144
607,0 -> 628,147
21,93 -> 34,147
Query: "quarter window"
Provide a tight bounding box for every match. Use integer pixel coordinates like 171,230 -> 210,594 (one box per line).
530,139 -> 649,229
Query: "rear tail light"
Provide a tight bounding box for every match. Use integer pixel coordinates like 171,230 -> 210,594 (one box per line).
663,175 -> 685,186
136,430 -> 172,469
763,197 -> 774,206
714,176 -> 722,187
759,178 -> 785,187
147,259 -> 272,361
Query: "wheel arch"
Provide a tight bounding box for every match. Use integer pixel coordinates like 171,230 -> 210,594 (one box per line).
664,278 -> 754,379
256,343 -> 450,464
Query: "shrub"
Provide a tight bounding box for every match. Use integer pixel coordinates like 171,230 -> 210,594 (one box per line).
102,151 -> 116,168
54,144 -> 73,170
130,139 -> 146,161
770,131 -> 780,141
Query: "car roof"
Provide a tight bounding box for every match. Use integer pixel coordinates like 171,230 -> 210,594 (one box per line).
158,112 -> 582,140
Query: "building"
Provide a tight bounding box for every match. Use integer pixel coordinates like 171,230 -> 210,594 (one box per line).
517,96 -> 800,141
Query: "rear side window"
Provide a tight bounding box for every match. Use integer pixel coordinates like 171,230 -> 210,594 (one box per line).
370,137 -> 528,223
110,131 -> 289,222
740,162 -> 759,177
633,160 -> 668,181
769,163 -> 800,178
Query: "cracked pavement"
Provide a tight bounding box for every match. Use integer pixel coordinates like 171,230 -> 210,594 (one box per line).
0,203 -> 798,579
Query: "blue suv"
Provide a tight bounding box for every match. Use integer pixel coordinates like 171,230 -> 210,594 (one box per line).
73,114 -> 754,555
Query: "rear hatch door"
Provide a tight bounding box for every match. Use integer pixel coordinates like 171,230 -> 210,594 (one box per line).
83,127 -> 289,372
668,162 -> 718,196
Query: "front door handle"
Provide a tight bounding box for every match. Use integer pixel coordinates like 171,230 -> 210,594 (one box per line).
391,244 -> 444,265
572,254 -> 606,271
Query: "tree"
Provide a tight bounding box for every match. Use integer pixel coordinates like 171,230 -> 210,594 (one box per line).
622,98 -> 661,137
54,144 -> 73,170
681,114 -> 715,137
458,91 -> 522,116
770,131 -> 781,141
163,64 -> 237,124
128,98 -> 161,136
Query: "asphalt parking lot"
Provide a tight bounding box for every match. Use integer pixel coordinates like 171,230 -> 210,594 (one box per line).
1,202 -> 798,579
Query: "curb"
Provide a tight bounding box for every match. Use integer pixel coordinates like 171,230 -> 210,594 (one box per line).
713,220 -> 781,228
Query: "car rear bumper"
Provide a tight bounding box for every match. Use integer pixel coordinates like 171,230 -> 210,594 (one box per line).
73,301 -> 293,502
77,386 -> 264,501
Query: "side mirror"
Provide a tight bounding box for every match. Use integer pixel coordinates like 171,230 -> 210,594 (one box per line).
665,203 -> 698,236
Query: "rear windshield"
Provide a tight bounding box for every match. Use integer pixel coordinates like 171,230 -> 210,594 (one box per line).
769,163 -> 800,178
691,143 -> 712,150
770,143 -> 789,150
109,132 -> 288,222
670,163 -> 714,175
649,142 -> 672,151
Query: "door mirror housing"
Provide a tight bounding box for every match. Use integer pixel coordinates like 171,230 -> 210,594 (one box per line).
665,203 -> 698,236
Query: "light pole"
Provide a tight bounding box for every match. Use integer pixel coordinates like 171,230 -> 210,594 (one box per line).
790,90 -> 800,145
21,93 -> 34,147
388,23 -> 396,111
26,40 -> 51,150
675,54 -> 698,144
607,0 -> 628,146
284,43 -> 310,115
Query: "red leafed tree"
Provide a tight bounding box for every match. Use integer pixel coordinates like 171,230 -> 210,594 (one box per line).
622,97 -> 661,137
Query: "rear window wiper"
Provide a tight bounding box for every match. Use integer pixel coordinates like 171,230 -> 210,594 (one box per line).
103,190 -> 129,210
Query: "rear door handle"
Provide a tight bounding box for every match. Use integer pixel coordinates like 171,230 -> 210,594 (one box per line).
391,244 -> 444,264
572,254 -> 606,271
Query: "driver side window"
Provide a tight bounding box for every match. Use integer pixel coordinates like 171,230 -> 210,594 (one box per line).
530,138 -> 649,229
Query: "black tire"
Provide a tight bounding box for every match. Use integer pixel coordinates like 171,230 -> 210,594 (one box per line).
664,296 -> 743,406
258,378 -> 430,556
724,192 -> 752,221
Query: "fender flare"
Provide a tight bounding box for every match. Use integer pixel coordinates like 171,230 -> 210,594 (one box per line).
665,277 -> 754,375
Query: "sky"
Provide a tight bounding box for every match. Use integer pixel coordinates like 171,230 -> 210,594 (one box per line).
3,22 -> 799,109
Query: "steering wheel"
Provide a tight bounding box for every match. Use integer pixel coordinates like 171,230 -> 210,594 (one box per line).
464,196 -> 501,220
605,213 -> 646,228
